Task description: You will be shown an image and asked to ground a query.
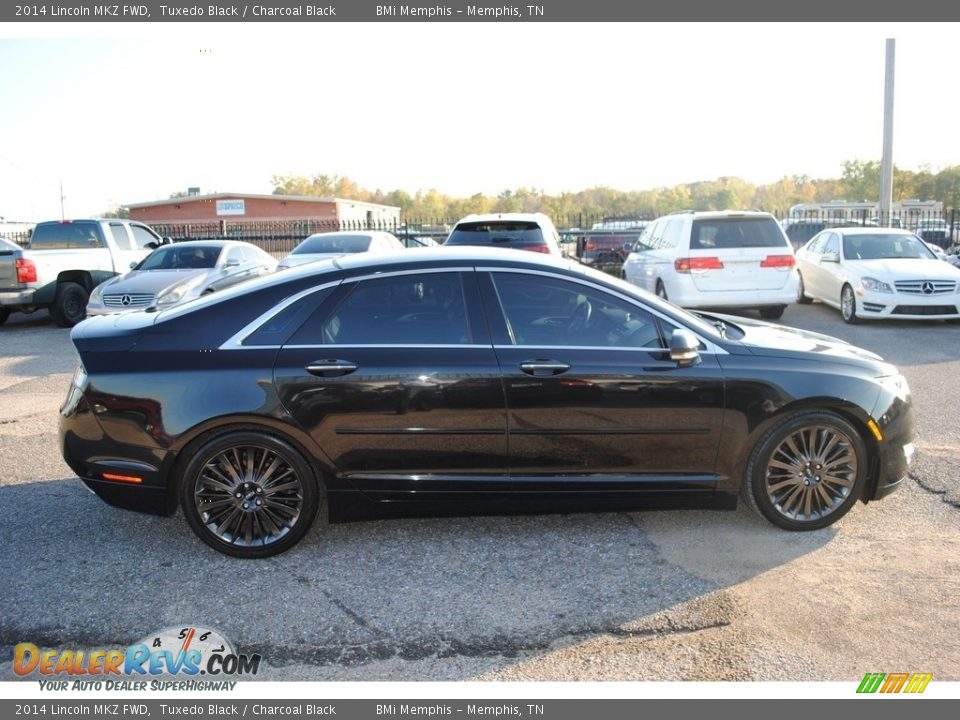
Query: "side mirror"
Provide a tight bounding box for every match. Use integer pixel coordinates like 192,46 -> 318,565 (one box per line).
669,329 -> 701,367
822,252 -> 840,263
160,237 -> 173,246
223,259 -> 240,269
129,261 -> 138,269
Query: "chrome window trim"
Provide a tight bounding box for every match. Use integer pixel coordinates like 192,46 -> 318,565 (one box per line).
478,266 -> 728,355
283,344 -> 492,350
219,280 -> 343,350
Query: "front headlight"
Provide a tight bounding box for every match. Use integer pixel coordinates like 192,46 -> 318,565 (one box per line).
155,283 -> 190,306
877,373 -> 910,401
861,277 -> 893,293
88,282 -> 107,304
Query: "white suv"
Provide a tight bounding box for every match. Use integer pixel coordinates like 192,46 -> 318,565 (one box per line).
622,210 -> 799,320
444,213 -> 562,255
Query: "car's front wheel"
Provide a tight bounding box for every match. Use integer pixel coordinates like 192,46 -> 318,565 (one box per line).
179,431 -> 323,558
797,273 -> 812,304
841,284 -> 860,324
741,411 -> 867,530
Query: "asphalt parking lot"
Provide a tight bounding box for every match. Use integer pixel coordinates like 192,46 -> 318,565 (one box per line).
1,303 -> 958,682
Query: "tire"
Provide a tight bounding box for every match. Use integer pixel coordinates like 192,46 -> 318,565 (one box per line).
655,280 -> 668,301
797,273 -> 812,304
0,308 -> 9,326
840,284 -> 859,324
759,305 -> 786,320
740,411 -> 867,531
50,282 -> 89,328
179,431 -> 323,558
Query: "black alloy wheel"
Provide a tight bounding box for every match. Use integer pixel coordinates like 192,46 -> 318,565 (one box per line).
741,412 -> 867,530
179,431 -> 322,558
51,282 -> 89,327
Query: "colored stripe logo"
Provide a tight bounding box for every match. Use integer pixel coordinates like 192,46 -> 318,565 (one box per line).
857,672 -> 932,694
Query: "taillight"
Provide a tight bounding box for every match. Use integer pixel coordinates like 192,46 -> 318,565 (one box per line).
522,245 -> 551,254
585,241 -> 596,250
16,258 -> 37,283
760,254 -> 796,268
674,257 -> 724,273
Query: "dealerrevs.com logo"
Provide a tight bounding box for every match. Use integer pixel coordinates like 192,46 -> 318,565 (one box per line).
14,626 -> 261,690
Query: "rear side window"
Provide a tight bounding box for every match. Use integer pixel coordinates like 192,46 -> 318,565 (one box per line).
30,222 -> 104,249
691,217 -> 787,250
319,272 -> 471,345
446,221 -> 545,247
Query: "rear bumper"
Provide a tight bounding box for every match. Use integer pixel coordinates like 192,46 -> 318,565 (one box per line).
668,276 -> 799,309
60,393 -> 177,516
0,289 -> 36,307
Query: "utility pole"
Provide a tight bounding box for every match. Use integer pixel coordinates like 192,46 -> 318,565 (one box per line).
59,180 -> 66,221
879,39 -> 895,226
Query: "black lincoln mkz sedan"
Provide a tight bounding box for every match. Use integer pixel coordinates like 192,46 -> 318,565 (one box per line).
60,248 -> 914,558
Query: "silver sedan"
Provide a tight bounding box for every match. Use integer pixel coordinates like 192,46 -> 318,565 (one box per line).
86,240 -> 278,315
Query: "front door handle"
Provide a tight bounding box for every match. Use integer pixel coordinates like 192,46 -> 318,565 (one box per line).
306,359 -> 358,377
519,360 -> 571,376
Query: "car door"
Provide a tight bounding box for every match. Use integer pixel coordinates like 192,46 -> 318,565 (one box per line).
624,219 -> 661,290
815,232 -> 844,303
273,269 -> 510,500
479,269 -> 725,496
797,232 -> 828,300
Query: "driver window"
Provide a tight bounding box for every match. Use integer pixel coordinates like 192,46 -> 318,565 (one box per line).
490,272 -> 663,349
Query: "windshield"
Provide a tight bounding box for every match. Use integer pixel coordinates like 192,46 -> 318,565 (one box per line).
842,233 -> 936,260
292,234 -> 372,254
139,244 -> 221,270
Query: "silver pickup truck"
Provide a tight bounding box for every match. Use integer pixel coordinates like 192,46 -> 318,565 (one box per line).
0,219 -> 168,327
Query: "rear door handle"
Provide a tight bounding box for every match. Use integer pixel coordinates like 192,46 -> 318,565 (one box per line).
519,360 -> 571,376
306,359 -> 358,377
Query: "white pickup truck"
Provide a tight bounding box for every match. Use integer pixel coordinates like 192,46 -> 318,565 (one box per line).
0,219 -> 168,327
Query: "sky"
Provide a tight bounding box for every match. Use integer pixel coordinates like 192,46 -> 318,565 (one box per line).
1,22 -> 958,221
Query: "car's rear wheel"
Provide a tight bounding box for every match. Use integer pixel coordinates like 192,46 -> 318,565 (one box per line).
759,305 -> 786,320
741,411 -> 867,530
797,273 -> 812,304
841,284 -> 860,324
655,280 -> 668,301
50,282 -> 88,327
0,308 -> 9,326
179,431 -> 323,558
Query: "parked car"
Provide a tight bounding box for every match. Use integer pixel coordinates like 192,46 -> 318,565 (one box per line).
85,240 -> 277,316
914,218 -> 950,248
0,219 -> 167,327
443,213 -> 562,255
278,231 -> 403,270
579,230 -> 643,265
395,231 -> 440,249
795,227 -> 960,323
622,210 -> 798,320
62,247 -> 913,557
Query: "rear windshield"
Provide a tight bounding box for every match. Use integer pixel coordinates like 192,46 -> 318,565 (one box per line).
446,221 -> 545,247
691,217 -> 787,250
292,234 -> 372,255
139,244 -> 221,270
29,222 -> 104,250
842,234 -> 935,260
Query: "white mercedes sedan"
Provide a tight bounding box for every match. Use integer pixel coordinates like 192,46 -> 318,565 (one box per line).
796,227 -> 960,323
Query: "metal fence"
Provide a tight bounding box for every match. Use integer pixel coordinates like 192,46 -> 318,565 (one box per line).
5,210 -> 960,260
